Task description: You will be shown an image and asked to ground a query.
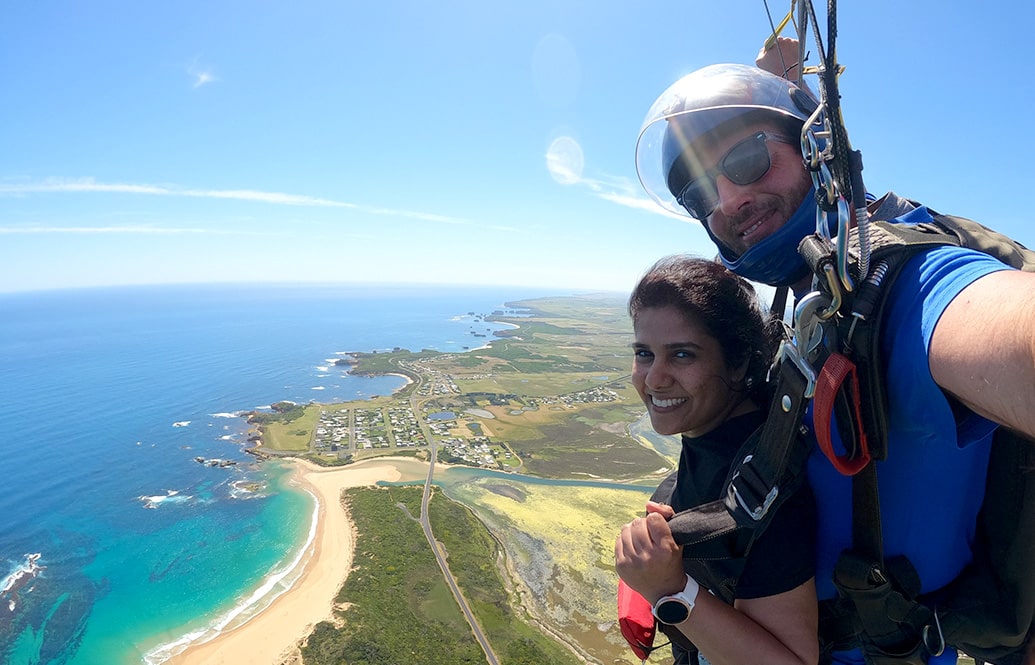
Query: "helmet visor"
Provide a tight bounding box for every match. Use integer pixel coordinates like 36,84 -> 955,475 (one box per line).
635,63 -> 817,218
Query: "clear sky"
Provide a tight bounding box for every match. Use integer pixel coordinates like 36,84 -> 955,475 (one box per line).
3,0 -> 1033,295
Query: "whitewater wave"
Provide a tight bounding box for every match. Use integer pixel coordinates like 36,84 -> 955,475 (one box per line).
172,421 -> 190,428
142,488 -> 319,664
139,490 -> 193,509
228,479 -> 267,500
1,552 -> 44,614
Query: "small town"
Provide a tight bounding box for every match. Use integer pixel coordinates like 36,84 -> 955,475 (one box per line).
296,351 -> 625,471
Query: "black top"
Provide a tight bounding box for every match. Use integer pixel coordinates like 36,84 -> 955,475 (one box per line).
672,409 -> 817,599
661,410 -> 817,664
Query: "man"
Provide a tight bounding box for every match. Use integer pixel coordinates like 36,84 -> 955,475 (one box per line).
631,47 -> 1035,664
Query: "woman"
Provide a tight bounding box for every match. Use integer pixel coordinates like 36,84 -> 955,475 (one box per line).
615,256 -> 818,665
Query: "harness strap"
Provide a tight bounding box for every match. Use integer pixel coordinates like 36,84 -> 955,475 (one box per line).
852,462 -> 883,566
661,354 -> 815,659
770,285 -> 790,320
725,360 -> 810,525
813,220 -> 969,662
832,551 -> 934,665
667,357 -> 812,560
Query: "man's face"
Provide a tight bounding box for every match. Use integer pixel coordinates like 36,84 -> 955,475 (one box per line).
690,122 -> 813,256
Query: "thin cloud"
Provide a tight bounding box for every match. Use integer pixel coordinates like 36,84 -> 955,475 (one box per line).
188,188 -> 354,207
193,71 -> 216,88
362,206 -> 459,223
0,179 -> 350,207
596,190 -> 691,221
0,225 -> 260,236
559,170 -> 689,221
0,177 -> 480,227
188,57 -> 217,88
542,142 -> 678,219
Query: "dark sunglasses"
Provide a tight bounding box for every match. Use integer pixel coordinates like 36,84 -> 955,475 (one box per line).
675,132 -> 781,220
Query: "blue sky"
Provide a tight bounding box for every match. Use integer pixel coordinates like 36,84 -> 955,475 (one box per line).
2,1 -> 1033,295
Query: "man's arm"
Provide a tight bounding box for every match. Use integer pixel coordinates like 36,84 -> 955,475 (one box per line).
930,269 -> 1035,439
756,36 -> 802,80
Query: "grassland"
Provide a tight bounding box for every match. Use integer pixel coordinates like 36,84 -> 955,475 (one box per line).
428,489 -> 587,665
301,486 -> 486,665
301,485 -> 592,665
444,477 -> 652,664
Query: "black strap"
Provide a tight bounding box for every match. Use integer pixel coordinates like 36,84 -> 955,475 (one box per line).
831,551 -> 932,665
852,462 -> 883,566
815,221 -> 951,662
724,361 -> 810,525
770,285 -> 790,320
667,357 -> 811,552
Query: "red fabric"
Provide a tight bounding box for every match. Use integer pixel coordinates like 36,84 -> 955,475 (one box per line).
814,352 -> 871,476
618,578 -> 655,661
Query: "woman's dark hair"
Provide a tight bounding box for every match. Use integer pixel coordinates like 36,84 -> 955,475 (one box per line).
628,255 -> 780,403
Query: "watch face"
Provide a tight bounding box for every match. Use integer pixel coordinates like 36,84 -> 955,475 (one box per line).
655,598 -> 690,625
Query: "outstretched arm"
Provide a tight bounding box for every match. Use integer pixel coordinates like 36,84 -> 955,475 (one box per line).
930,269 -> 1035,439
756,35 -> 803,80
615,503 -> 818,665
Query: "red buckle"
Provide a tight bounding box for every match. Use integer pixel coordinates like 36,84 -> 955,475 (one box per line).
814,353 -> 871,476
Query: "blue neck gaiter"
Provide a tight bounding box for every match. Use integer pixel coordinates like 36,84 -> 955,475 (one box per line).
711,189 -> 826,287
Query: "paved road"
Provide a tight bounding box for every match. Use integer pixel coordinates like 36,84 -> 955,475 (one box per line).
407,361 -> 501,665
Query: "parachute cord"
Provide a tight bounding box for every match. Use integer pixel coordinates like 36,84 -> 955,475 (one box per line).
795,2 -> 808,88
763,0 -> 872,282
824,0 -> 871,278
800,0 -> 871,284
761,0 -> 799,79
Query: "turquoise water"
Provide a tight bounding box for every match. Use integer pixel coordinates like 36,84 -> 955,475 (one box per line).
0,283 -> 556,664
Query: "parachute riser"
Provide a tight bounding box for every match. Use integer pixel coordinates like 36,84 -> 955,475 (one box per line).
788,1 -> 875,294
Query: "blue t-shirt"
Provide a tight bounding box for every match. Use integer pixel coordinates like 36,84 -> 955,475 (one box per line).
806,207 -> 1013,664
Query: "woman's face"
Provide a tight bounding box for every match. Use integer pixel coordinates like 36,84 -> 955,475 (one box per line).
632,305 -> 747,437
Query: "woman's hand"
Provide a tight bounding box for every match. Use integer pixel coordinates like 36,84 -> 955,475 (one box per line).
615,506 -> 686,604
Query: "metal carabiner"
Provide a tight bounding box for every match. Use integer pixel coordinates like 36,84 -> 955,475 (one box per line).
818,264 -> 843,318
833,195 -> 855,294
777,337 -> 817,399
794,291 -> 834,349
778,291 -> 834,399
801,126 -> 825,171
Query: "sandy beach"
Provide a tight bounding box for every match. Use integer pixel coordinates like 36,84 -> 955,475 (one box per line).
166,458 -> 409,665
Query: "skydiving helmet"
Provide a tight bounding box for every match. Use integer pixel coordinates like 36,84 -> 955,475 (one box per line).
635,63 -> 825,286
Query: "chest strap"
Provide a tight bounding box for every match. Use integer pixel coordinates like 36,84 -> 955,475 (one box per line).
667,356 -> 811,558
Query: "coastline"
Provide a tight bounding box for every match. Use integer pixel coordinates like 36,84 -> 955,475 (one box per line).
165,458 -> 407,665
164,319 -> 519,663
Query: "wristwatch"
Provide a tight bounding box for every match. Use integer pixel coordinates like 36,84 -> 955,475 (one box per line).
652,574 -> 700,625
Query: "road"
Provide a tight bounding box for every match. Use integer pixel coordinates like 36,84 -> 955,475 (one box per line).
406,359 -> 501,665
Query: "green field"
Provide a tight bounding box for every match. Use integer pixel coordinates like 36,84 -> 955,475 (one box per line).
301,487 -> 486,665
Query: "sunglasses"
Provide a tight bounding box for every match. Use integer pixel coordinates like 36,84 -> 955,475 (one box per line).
675,132 -> 782,220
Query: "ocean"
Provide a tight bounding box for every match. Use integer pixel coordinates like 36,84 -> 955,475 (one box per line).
0,282 -> 560,665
